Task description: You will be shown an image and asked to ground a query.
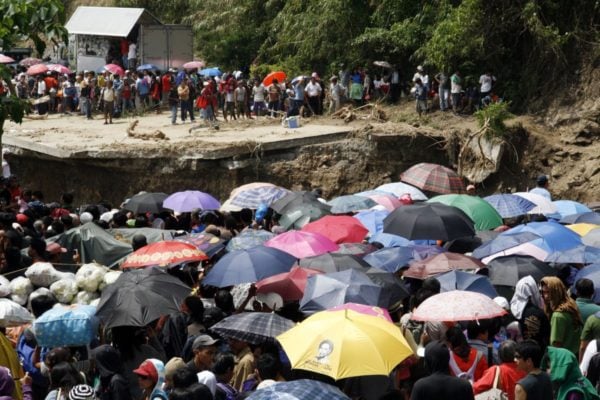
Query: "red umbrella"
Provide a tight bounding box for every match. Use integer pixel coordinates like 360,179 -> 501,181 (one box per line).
0,54 -> 15,64
402,252 -> 484,279
400,162 -> 465,194
302,215 -> 369,244
121,241 -> 208,269
47,64 -> 72,75
104,63 -> 125,77
183,60 -> 205,70
256,265 -> 322,301
19,57 -> 42,67
263,71 -> 286,86
27,64 -> 48,75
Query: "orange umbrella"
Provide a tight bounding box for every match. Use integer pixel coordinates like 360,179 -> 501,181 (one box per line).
121,241 -> 208,269
256,265 -> 323,301
263,71 -> 286,86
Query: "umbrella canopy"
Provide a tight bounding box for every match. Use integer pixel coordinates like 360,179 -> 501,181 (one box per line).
567,223 -> 600,236
247,379 -> 350,400
230,182 -> 277,198
487,255 -> 556,288
560,212 -> 600,225
302,215 -> 369,244
373,61 -> 393,69
210,312 -> 295,344
329,303 -> 392,322
174,232 -> 225,258
363,246 -> 416,273
473,231 -> 543,259
298,253 -> 370,273
428,194 -> 503,231
403,252 -> 484,279
104,63 -> 125,76
163,190 -> 221,212
203,246 -> 296,287
123,192 -> 168,214
264,230 -> 339,259
571,264 -> 600,302
333,242 -> 378,257
383,203 -> 475,241
137,63 -> 158,71
490,221 -> 582,255
271,191 -> 324,214
0,298 -> 34,327
583,228 -> 600,248
367,194 -> 402,211
96,267 -> 192,329
291,75 -> 310,85
229,185 -> 290,209
47,64 -> 72,74
121,241 -> 208,269
226,229 -> 275,251
400,163 -> 465,194
183,60 -> 205,69
199,67 -> 222,77
327,195 -> 377,214
353,209 -> 389,236
545,245 -> 600,264
263,71 -> 287,86
256,265 -> 323,301
27,64 -> 48,75
19,57 -> 42,67
368,232 -> 411,247
483,194 -> 537,218
375,182 -> 428,200
435,270 -> 498,298
277,308 -> 413,379
412,290 -> 507,321
0,54 -> 15,64
513,192 -> 559,216
553,200 -> 592,219
411,244 -> 447,260
364,267 -> 410,305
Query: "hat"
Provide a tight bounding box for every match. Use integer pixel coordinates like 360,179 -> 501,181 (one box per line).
164,357 -> 186,381
417,65 -> 424,72
192,334 -> 219,350
536,175 -> 548,184
15,213 -> 28,224
133,360 -> 158,383
68,384 -> 95,400
466,184 -> 476,192
46,242 -> 67,255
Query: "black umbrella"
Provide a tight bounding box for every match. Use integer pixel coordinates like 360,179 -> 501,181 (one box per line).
96,267 -> 191,329
271,191 -> 329,214
123,192 -> 169,214
487,255 -> 556,288
383,203 -> 475,241
364,267 -> 410,306
298,253 -> 370,273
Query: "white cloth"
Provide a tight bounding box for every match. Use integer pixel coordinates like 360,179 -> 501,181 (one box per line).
305,81 -> 322,97
580,339 -> 598,375
102,88 -> 115,102
529,187 -> 552,201
37,80 -> 46,96
197,371 -> 217,396
252,84 -> 265,102
412,72 -> 423,82
510,275 -> 543,320
128,43 -> 136,59
330,83 -> 343,101
479,74 -> 496,92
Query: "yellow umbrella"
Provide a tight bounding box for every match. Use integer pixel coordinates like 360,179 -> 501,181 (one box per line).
276,307 -> 413,380
567,223 -> 599,236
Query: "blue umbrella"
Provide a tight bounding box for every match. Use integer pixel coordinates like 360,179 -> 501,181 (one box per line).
410,244 -> 446,260
199,67 -> 222,77
175,70 -> 186,85
368,232 -> 411,247
136,64 -> 159,71
571,264 -> 600,302
230,186 -> 290,209
375,182 -> 428,201
545,245 -> 600,264
226,229 -> 275,251
328,195 -> 377,214
203,246 -> 296,287
353,210 -> 389,236
483,194 -> 536,218
472,231 -> 542,259
363,246 -> 415,273
560,212 -> 600,225
553,200 -> 592,219
246,379 -> 350,400
436,270 -> 498,298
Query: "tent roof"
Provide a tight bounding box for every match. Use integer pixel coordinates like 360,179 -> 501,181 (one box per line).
65,6 -> 162,38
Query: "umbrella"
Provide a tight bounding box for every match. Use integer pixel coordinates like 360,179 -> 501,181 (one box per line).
210,312 -> 295,344
364,267 -> 410,305
203,246 -> 296,287
256,265 -> 323,302
19,57 -> 42,67
411,244 -> 447,260
411,290 -> 507,322
373,61 -> 393,69
163,190 -> 221,212
123,192 -> 169,214
229,186 -> 290,209
400,163 -> 465,194
33,305 -> 97,347
571,264 -> 600,302
264,230 -> 339,259
137,64 -> 159,71
583,228 -> 600,248
47,64 -> 72,74
482,242 -> 550,264
0,298 -> 34,327
560,212 -> 600,225
472,231 -> 543,259
487,255 -> 556,288
104,63 -> 125,77
226,229 -> 275,251
427,194 -> 503,231
334,242 -> 378,257
121,240 -> 208,269
263,71 -> 287,86
199,67 -> 222,77
483,194 -> 537,218
363,246 -> 416,273
27,64 -> 48,75
183,60 -> 205,70
435,270 -> 498,298
567,224 -> 600,236
0,54 -> 15,64
367,194 -> 402,212
291,75 -> 310,85
298,253 -> 371,273
383,203 -> 475,241
279,203 -> 332,230
327,195 -> 377,214
513,192 -> 559,216
375,182 -> 428,200
96,267 -> 192,329
329,303 -> 392,322
545,245 -> 600,264
403,252 -> 484,279
353,209 -> 389,236
271,191 -> 323,214
174,232 -> 225,258
277,308 -> 413,380
230,182 -> 277,198
247,379 -> 350,400
368,232 -> 411,247
553,200 -> 592,219
302,215 -> 369,244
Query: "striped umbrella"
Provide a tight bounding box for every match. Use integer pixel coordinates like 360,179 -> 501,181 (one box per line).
400,163 -> 465,194
483,194 -> 536,218
229,185 -> 290,209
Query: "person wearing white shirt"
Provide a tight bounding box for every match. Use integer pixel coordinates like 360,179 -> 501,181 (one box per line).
328,76 -> 344,114
529,175 -> 551,200
305,75 -> 322,116
479,71 -> 496,107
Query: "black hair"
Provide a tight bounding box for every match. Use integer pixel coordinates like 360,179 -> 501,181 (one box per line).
29,236 -> 47,257
30,293 -> 58,318
134,215 -> 148,228
168,387 -> 191,400
202,307 -> 226,329
172,367 -> 199,389
187,383 -> 213,400
183,296 -> 204,324
112,211 -> 128,227
498,340 -> 518,363
466,319 -> 491,341
576,278 -> 595,299
516,339 -> 544,368
131,234 -> 147,251
49,221 -> 65,235
60,214 -> 73,229
83,205 -> 100,221
422,277 -> 441,294
445,325 -> 470,359
61,192 -> 74,205
49,362 -> 83,390
212,352 -> 235,376
214,290 -> 235,315
256,353 -> 281,380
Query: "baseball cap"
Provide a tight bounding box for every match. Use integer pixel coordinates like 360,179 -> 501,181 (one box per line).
133,360 -> 158,383
537,175 -> 548,184
192,334 -> 219,351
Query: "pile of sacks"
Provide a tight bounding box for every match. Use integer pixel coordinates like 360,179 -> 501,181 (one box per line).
0,262 -> 122,306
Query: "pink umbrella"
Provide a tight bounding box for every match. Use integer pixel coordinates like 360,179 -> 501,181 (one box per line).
412,290 -> 507,322
104,63 -> 125,77
256,265 -> 323,301
47,64 -> 72,74
329,303 -> 392,322
265,230 -> 339,259
367,194 -> 402,212
0,54 -> 15,64
19,57 -> 42,67
183,60 -> 206,69
27,64 -> 48,75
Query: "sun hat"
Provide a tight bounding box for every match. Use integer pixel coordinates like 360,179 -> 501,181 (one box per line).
68,384 -> 95,400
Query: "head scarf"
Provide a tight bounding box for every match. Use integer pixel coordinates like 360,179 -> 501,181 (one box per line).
540,276 -> 583,327
147,359 -> 168,400
510,275 -> 543,319
424,340 -> 451,374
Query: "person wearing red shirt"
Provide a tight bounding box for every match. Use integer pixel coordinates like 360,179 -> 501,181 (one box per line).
446,326 -> 488,382
473,340 -> 527,400
161,71 -> 172,106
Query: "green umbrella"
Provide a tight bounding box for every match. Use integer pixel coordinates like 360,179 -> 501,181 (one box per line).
427,194 -> 503,231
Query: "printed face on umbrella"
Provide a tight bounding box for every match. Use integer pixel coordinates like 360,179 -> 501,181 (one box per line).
316,340 -> 334,364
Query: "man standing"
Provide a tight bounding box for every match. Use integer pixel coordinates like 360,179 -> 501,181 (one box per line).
514,340 -> 553,400
479,70 -> 496,107
305,73 -> 322,116
575,279 -> 600,323
529,175 -> 551,201
161,69 -> 173,107
390,66 -> 400,103
435,71 -> 450,111
101,80 -> 115,124
186,335 -> 219,374
450,71 -> 462,114
127,41 -> 137,71
251,79 -> 266,118
177,77 -> 193,123
328,76 -> 343,114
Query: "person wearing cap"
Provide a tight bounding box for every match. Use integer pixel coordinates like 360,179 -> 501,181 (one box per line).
529,175 -> 551,200
133,359 -> 168,400
186,335 -> 219,374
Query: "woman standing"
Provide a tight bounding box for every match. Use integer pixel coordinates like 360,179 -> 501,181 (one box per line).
510,276 -> 551,350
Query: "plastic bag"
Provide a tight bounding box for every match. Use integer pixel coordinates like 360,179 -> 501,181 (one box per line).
72,291 -> 99,305
10,276 -> 33,296
0,275 -> 11,297
25,262 -> 63,287
50,279 -> 79,304
75,263 -> 108,292
98,270 -> 122,291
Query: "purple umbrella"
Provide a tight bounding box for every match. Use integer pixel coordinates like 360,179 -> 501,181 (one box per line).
163,190 -> 221,212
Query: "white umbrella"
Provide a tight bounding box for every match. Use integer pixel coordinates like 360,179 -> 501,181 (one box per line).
513,192 -> 559,216
375,182 -> 428,201
0,298 -> 34,327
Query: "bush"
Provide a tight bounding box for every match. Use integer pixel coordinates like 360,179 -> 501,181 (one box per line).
474,102 -> 513,140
